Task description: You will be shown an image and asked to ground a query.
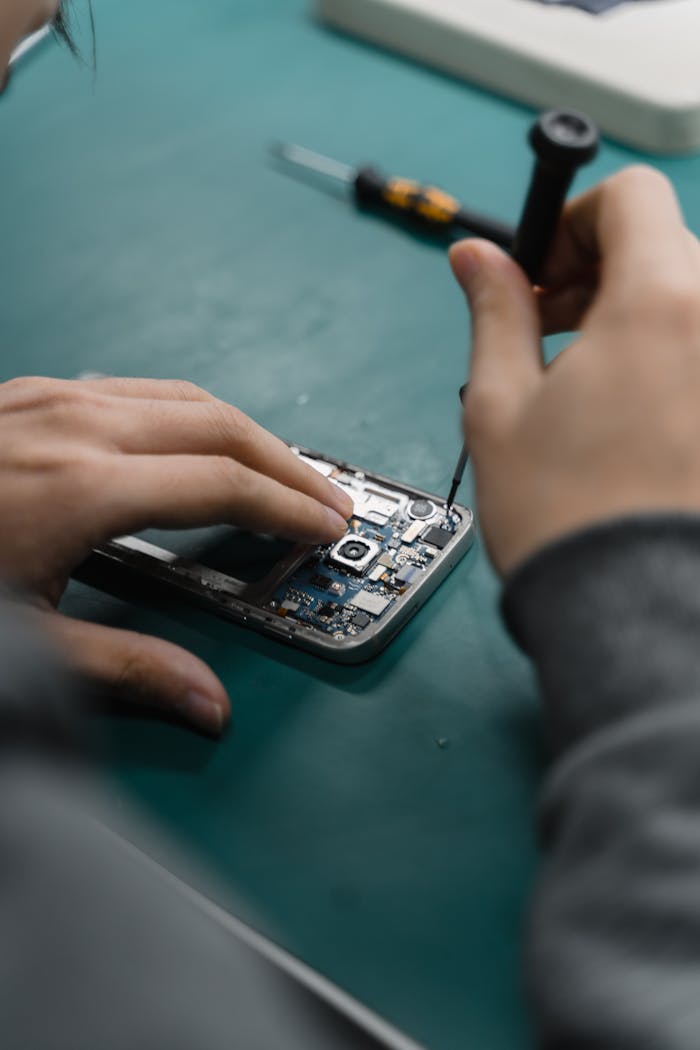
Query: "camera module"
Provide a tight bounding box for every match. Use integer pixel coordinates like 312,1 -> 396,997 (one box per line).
340,540 -> 370,561
329,534 -> 381,575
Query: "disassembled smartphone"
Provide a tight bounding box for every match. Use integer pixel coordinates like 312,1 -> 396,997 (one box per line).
78,446 -> 474,664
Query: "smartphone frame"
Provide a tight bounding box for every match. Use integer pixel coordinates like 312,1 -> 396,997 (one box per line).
77,446 -> 474,664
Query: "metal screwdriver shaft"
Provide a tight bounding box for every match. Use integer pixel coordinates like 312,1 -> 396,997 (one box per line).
445,384 -> 470,512
446,441 -> 469,511
445,109 -> 599,509
274,142 -> 355,185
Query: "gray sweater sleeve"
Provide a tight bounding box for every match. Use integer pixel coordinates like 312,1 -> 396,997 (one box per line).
503,517 -> 700,1050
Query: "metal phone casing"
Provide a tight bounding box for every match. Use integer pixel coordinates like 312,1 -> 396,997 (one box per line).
78,448 -> 475,665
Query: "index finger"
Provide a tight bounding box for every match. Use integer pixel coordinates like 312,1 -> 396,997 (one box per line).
84,396 -> 354,519
539,166 -> 693,304
93,454 -> 350,547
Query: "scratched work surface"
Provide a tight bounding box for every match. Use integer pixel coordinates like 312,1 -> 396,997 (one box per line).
5,2 -> 700,1048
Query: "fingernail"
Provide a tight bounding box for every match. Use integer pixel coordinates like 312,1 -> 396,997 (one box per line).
328,484 -> 354,519
324,506 -> 349,539
183,691 -> 225,736
449,242 -> 481,289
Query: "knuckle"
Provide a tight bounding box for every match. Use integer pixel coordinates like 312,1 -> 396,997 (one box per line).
638,277 -> 700,333
1,376 -> 34,398
211,455 -> 244,490
56,448 -> 104,487
609,164 -> 672,199
58,387 -> 95,412
0,379 -> 112,450
22,448 -> 105,517
31,382 -> 75,410
207,401 -> 251,447
34,381 -> 91,413
170,379 -> 208,401
1,376 -> 60,408
664,282 -> 700,323
40,387 -> 107,436
114,646 -> 153,696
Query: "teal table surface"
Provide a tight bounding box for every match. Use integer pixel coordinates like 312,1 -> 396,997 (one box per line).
5,3 -> 700,1048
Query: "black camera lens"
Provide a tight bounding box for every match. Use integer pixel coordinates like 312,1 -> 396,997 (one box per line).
340,540 -> 369,562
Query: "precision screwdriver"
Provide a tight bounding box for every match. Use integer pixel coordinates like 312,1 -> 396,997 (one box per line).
273,142 -> 515,248
445,109 -> 600,510
446,385 -> 469,512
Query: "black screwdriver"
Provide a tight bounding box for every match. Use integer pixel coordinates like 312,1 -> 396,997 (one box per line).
445,109 -> 600,510
512,109 -> 599,284
273,142 -> 515,248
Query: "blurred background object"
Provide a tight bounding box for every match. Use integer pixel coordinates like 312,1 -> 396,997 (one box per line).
316,0 -> 700,154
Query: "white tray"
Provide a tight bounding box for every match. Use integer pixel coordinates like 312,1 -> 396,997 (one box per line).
316,0 -> 700,154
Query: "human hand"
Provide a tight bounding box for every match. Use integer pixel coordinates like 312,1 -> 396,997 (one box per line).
449,166 -> 700,576
0,376 -> 352,733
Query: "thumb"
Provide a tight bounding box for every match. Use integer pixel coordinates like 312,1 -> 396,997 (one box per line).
43,613 -> 230,737
449,239 -> 543,416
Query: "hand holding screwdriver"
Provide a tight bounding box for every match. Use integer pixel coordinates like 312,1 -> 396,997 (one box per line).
450,166 -> 700,575
272,114 -> 600,510
445,108 -> 599,509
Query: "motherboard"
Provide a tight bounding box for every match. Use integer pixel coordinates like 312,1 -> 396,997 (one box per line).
265,449 -> 461,641
84,447 -> 472,662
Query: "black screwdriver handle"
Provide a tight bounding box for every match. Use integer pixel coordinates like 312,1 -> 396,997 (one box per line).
354,167 -> 514,249
511,109 -> 599,284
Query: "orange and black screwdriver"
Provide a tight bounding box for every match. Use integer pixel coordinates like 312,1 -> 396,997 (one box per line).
273,142 -> 515,248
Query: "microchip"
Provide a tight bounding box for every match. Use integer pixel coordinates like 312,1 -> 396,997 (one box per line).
352,612 -> 371,629
310,574 -> 333,591
395,564 -> 422,586
378,552 -> 394,567
318,602 -> 340,618
421,526 -> 452,550
348,590 -> 391,616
